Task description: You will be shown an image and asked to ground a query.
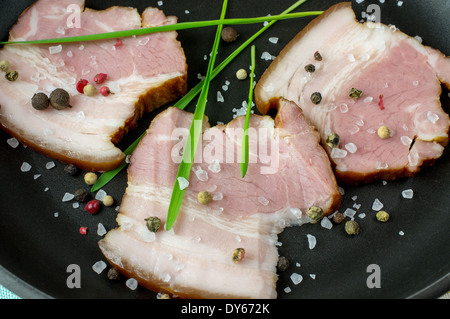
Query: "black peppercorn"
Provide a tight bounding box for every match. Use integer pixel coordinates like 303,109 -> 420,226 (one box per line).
107,267 -> 120,280
311,92 -> 322,105
31,92 -> 50,110
64,163 -> 78,176
74,188 -> 90,202
304,64 -> 316,73
49,88 -> 71,110
221,27 -> 238,42
277,256 -> 290,271
314,51 -> 322,61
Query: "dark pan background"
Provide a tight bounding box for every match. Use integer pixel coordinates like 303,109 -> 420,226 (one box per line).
0,0 -> 449,299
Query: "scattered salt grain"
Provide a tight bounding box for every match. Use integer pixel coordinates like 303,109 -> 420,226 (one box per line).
401,136 -> 412,146
45,161 -> 56,170
208,159 -> 221,173
399,230 -> 405,236
92,260 -> 107,274
345,143 -> 357,154
402,189 -> 414,199
157,1 -> 163,6
310,274 -> 316,280
217,91 -> 224,102
343,208 -> 357,219
258,196 -> 270,206
72,202 -> 79,209
330,148 -> 348,159
427,111 -> 439,124
363,96 -> 373,103
95,189 -> 107,201
397,1 -> 403,7
177,177 -> 189,190
290,273 -> 303,285
7,137 -> 19,148
49,45 -> 62,54
54,212 -> 59,217
284,287 -> 292,293
20,162 -> 32,172
261,51 -> 275,61
306,234 -> 316,249
372,198 -> 384,211
358,213 -> 366,219
268,37 -> 279,44
34,174 -> 41,180
126,278 -> 138,290
97,223 -> 107,236
213,192 -> 223,201
62,192 -> 75,202
193,166 -> 208,181
320,217 -> 333,229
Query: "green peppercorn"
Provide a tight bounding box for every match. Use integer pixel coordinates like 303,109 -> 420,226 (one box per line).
306,206 -> 324,223
326,132 -> 340,148
345,220 -> 360,235
145,216 -> 161,233
31,92 -> 50,110
304,64 -> 316,73
232,248 -> 246,264
5,70 -> 18,82
349,88 -> 363,101
197,191 -> 212,205
49,88 -> 71,110
376,210 -> 390,222
311,92 -> 322,105
0,60 -> 10,72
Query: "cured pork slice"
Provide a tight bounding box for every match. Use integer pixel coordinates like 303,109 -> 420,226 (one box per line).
0,0 -> 187,171
255,2 -> 450,185
98,99 -> 340,299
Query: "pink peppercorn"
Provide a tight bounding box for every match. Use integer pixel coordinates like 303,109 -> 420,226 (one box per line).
79,227 -> 88,235
76,79 -> 88,94
100,86 -> 111,96
85,199 -> 100,214
94,73 -> 107,84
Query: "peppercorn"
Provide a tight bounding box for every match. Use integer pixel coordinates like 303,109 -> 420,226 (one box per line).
376,210 -> 390,222
197,191 -> 212,205
74,188 -> 90,202
64,163 -> 78,176
83,83 -> 96,96
107,267 -> 120,280
345,220 -> 360,235
314,51 -> 322,61
84,172 -> 98,185
49,88 -> 71,110
94,73 -> 107,84
349,88 -> 363,101
100,86 -> 111,96
326,132 -> 340,148
0,60 -> 10,72
311,92 -> 322,105
158,293 -> 171,299
332,212 -> 345,224
306,206 -> 324,223
85,199 -> 100,214
76,79 -> 89,94
236,68 -> 247,80
31,92 -> 50,110
5,70 -> 18,82
221,27 -> 238,42
232,248 -> 246,263
377,125 -> 391,139
277,256 -> 290,272
304,64 -> 316,73
145,216 -> 161,232
102,195 -> 114,207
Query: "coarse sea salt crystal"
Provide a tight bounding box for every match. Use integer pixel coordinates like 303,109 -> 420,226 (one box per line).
62,192 -> 75,202
97,223 -> 107,236
331,148 -> 348,159
45,161 -> 56,170
427,111 -> 439,124
284,287 -> 292,293
343,208 -> 356,219
213,192 -> 223,201
193,166 -> 208,181
321,217 -> 333,229
217,91 -> 224,102
7,137 -> 19,148
49,45 -> 62,54
258,196 -> 270,206
177,177 -> 189,190
20,162 -> 32,172
261,51 -> 275,61
306,234 -> 316,249
372,198 -> 384,211
95,189 -> 107,201
268,37 -> 279,44
290,273 -> 303,285
126,278 -> 138,290
402,189 -> 414,199
401,136 -> 412,146
92,260 -> 107,274
345,143 -> 357,154
208,159 -> 221,173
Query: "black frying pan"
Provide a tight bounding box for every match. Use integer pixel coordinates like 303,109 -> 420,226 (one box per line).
1,0 -> 449,299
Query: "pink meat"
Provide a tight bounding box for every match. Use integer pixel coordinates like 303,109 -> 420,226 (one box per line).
98,99 -> 340,299
0,0 -> 187,171
255,2 -> 450,185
